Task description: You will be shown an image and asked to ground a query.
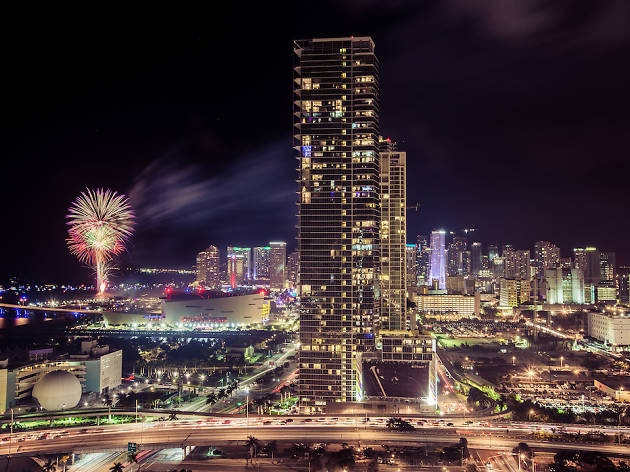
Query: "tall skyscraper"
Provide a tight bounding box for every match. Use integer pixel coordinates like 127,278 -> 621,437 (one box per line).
227,246 -> 251,288
380,151 -> 407,331
287,251 -> 300,288
253,246 -> 270,281
534,241 -> 561,276
405,244 -> 418,292
429,230 -> 446,290
600,251 -> 616,286
294,37 -> 380,411
488,245 -> 499,263
269,242 -> 287,291
447,237 -> 466,276
417,234 -> 430,285
471,242 -> 482,275
504,248 -> 530,280
195,245 -> 220,289
574,247 -> 601,285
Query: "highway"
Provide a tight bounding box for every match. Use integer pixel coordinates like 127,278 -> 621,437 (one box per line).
4,418 -> 630,457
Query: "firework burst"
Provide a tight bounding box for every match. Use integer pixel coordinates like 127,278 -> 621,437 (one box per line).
67,188 -> 135,295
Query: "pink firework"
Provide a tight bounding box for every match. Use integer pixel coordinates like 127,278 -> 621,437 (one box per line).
66,188 -> 135,294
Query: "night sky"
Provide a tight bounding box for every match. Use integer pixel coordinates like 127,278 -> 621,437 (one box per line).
3,2 -> 630,283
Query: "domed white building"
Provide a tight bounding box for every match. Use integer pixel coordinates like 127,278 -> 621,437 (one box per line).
32,370 -> 82,411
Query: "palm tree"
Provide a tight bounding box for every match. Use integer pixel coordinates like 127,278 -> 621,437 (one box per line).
244,436 -> 260,464
110,463 -> 124,472
168,412 -> 178,421
128,452 -> 138,471
42,458 -> 56,471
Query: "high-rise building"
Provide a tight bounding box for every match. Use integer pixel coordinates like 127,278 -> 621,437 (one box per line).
447,237 -> 466,277
574,247 -> 601,285
545,267 -> 584,304
471,242 -> 482,275
287,251 -> 300,288
380,151 -> 407,332
405,244 -> 417,291
488,245 -> 499,263
504,249 -> 531,280
534,241 -> 560,277
500,278 -> 531,307
253,246 -> 271,281
618,267 -> 629,305
600,251 -> 616,286
269,242 -> 287,291
429,230 -> 447,290
227,246 -> 251,289
195,245 -> 220,289
295,37 -> 380,411
417,234 -> 430,285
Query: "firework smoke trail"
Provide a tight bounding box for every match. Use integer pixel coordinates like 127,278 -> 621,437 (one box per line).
66,188 -> 135,295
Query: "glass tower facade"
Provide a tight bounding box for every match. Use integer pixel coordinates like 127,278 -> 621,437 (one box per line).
429,230 -> 446,290
294,37 -> 380,411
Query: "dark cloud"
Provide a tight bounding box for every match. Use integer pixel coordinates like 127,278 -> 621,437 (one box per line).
128,140 -> 295,265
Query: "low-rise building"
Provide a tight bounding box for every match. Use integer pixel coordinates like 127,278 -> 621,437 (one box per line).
415,293 -> 480,318
0,346 -> 122,414
587,311 -> 630,349
594,377 -> 630,401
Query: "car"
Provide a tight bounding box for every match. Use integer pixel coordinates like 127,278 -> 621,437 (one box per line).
285,418 -> 293,423
263,421 -> 272,425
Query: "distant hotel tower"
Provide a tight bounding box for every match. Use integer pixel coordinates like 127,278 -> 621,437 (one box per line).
294,37 -> 380,411
196,245 -> 220,289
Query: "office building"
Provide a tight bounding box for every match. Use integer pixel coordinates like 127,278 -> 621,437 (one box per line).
500,278 -> 531,307
253,246 -> 271,281
227,246 -> 251,288
534,241 -> 561,277
429,230 -> 447,290
380,151 -> 407,332
287,251 -> 300,288
269,241 -> 287,291
471,242 -> 482,275
195,245 -> 221,289
588,311 -> 630,349
295,37 -> 380,411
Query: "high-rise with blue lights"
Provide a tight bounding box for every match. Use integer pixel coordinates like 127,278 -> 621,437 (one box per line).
429,230 -> 446,290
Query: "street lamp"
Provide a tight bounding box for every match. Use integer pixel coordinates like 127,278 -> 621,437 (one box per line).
512,356 -> 516,365
560,356 -> 564,368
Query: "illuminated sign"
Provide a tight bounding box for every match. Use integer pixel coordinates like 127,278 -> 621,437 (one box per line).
301,145 -> 312,157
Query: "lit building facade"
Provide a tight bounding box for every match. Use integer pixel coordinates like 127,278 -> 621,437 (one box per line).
295,37 -> 380,411
429,230 -> 446,290
471,242 -> 482,275
416,293 -> 480,318
287,251 -> 300,288
534,241 -> 560,277
500,278 -> 531,307
447,237 -> 466,277
269,241 -> 287,291
588,311 -> 630,349
379,151 -> 407,331
227,246 -> 251,288
417,234 -> 430,285
545,267 -> 585,304
195,245 -> 220,289
253,246 -> 270,281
